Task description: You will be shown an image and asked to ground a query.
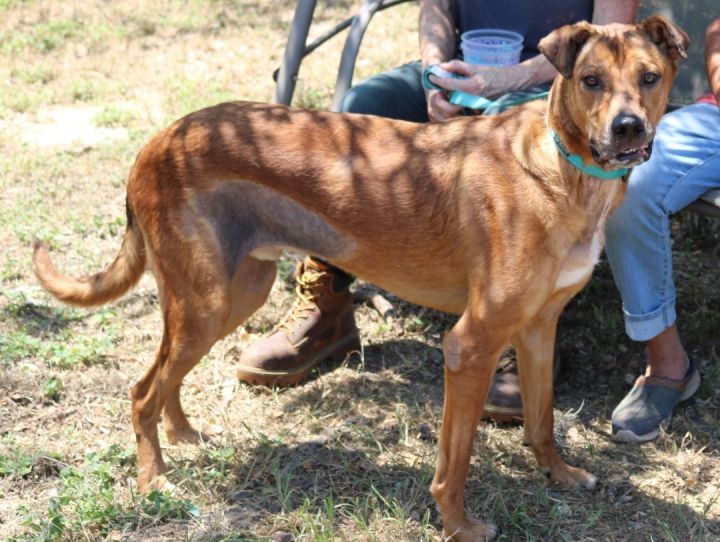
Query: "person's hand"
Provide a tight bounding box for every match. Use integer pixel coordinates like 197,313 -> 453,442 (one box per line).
429,59 -> 521,99
426,88 -> 463,122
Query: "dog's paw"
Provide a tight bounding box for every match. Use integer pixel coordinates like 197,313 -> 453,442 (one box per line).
138,472 -> 171,493
166,426 -> 211,446
544,464 -> 597,489
444,517 -> 498,541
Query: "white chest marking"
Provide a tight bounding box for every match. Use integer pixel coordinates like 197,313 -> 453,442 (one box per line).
553,174 -> 620,291
554,231 -> 602,290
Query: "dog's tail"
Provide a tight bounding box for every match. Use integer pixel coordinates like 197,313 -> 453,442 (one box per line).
33,200 -> 146,307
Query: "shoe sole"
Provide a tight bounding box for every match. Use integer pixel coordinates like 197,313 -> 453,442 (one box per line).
237,331 -> 361,387
613,368 -> 701,443
481,404 -> 523,424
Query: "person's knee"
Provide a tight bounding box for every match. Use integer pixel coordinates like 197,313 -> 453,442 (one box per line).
340,82 -> 386,115
622,151 -> 671,212
340,63 -> 425,121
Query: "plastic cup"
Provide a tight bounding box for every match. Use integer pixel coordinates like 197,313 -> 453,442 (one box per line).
460,29 -> 524,66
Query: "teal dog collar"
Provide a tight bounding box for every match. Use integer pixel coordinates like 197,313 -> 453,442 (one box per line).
551,130 -> 629,180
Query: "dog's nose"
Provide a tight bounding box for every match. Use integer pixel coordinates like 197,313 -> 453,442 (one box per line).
611,114 -> 646,138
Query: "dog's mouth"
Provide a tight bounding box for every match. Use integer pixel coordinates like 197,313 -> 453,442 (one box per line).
615,142 -> 653,164
591,140 -> 653,168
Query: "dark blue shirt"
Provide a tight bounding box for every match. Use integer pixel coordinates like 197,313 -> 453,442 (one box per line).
451,0 -> 594,60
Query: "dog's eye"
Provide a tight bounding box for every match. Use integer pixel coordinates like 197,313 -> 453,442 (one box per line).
582,75 -> 600,88
642,72 -> 660,85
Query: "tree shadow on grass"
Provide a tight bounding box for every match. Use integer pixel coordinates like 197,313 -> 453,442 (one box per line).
188,335 -> 719,540
205,416 -> 717,541
1,290 -> 157,337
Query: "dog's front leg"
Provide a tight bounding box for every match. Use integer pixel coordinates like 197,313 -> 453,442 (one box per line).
431,313 -> 503,541
514,303 -> 597,489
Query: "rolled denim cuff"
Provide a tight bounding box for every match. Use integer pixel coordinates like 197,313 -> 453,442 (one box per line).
623,299 -> 677,342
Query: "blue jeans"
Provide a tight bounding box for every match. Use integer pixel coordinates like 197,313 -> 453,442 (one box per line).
605,103 -> 720,341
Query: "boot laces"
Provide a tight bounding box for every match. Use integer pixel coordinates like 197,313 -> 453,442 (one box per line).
276,268 -> 328,333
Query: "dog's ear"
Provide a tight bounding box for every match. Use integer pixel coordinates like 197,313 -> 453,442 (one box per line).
639,14 -> 689,60
538,21 -> 595,79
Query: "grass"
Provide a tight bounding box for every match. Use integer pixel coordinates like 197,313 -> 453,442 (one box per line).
8,445 -> 199,542
93,105 -> 135,128
0,0 -> 718,541
0,19 -> 83,55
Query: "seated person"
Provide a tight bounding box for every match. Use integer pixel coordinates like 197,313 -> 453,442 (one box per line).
606,15 -> 720,442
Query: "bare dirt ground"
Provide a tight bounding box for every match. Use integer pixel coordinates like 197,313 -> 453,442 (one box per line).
1,1 -> 719,541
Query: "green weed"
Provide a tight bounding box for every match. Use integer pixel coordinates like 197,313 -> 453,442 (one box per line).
12,447 -> 197,541
0,0 -> 29,11
295,496 -> 337,541
276,256 -> 297,284
1,257 -> 24,281
69,79 -> 99,102
0,78 -> 54,114
13,65 -> 55,85
0,449 -> 34,478
140,490 -> 200,521
164,77 -> 237,121
1,19 -> 82,55
92,213 -> 126,238
0,329 -> 113,367
0,297 -> 119,367
41,376 -> 63,402
292,82 -> 331,110
202,445 -> 236,483
94,105 -> 135,128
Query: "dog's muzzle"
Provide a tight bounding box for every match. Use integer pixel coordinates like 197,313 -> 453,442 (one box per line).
592,112 -> 654,168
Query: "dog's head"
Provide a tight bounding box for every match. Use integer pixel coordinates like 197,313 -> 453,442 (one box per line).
539,15 -> 688,171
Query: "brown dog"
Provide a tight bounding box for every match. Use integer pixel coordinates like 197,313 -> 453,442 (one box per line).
33,16 -> 686,541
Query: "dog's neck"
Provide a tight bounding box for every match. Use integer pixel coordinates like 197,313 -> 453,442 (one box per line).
545,84 -> 585,146
508,101 -> 627,243
550,130 -> 629,180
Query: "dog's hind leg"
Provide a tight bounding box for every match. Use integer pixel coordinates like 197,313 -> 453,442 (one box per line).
161,256 -> 277,446
514,300 -> 597,489
431,312 -> 505,541
130,249 -> 234,490
132,326 -> 221,489
219,256 -> 277,339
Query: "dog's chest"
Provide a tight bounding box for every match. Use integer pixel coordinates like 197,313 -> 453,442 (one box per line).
553,180 -> 621,291
554,231 -> 602,290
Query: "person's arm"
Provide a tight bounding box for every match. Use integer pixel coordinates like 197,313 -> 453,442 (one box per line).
430,0 -> 638,98
419,0 -> 464,121
420,0 -> 454,67
591,0 -> 638,26
706,16 -> 720,103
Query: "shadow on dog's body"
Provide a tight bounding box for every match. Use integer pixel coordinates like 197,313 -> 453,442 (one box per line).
34,16 -> 687,541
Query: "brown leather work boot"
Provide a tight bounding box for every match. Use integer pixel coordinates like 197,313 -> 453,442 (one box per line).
483,357 -> 524,423
237,257 -> 360,387
482,347 -> 562,423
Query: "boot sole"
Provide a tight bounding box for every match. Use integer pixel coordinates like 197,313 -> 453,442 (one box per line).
481,404 -> 523,424
237,331 -> 361,387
